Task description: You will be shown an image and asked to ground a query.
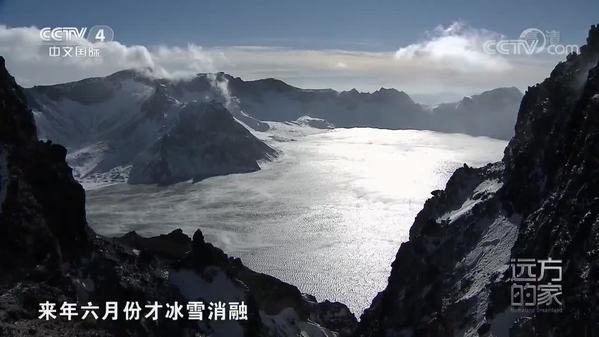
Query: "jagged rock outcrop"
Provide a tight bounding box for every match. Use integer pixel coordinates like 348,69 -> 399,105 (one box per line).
115,228 -> 358,337
356,25 -> 599,337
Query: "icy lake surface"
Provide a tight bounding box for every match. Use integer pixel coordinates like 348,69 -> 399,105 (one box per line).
86,125 -> 507,316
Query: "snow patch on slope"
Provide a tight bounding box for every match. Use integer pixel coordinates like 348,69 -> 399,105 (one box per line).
452,211 -> 521,337
294,115 -> 335,129
79,165 -> 131,190
438,178 -> 503,223
67,142 -> 110,179
253,121 -> 332,144
457,213 -> 520,302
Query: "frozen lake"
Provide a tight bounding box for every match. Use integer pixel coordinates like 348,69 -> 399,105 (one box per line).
86,125 -> 506,316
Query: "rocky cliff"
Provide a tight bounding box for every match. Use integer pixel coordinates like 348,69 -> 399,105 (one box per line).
356,25 -> 599,337
0,55 -> 90,282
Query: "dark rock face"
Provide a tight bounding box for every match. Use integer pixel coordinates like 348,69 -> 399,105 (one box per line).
0,55 -> 89,282
116,228 -> 192,259
356,25 -> 599,337
0,55 -> 191,337
128,101 -> 276,185
494,24 -> 599,337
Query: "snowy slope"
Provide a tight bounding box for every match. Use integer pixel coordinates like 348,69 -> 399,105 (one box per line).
26,71 -> 275,187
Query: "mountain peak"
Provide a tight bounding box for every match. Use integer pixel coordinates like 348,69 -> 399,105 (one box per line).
106,67 -> 156,81
584,24 -> 599,53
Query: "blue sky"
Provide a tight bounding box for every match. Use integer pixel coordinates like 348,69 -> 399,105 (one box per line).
1,0 -> 595,49
0,0 -> 597,102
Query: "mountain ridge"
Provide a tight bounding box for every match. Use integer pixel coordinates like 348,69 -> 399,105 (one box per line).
25,70 -> 522,187
27,69 -> 522,138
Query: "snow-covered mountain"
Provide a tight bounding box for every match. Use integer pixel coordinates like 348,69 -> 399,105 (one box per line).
25,71 -> 275,186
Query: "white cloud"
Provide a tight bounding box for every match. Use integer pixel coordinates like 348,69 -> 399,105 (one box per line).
0,25 -> 216,86
0,24 -> 561,101
394,21 -> 511,72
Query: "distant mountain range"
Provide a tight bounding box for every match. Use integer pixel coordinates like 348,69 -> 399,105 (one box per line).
431,87 -> 523,139
24,70 -> 521,186
222,73 -> 522,139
